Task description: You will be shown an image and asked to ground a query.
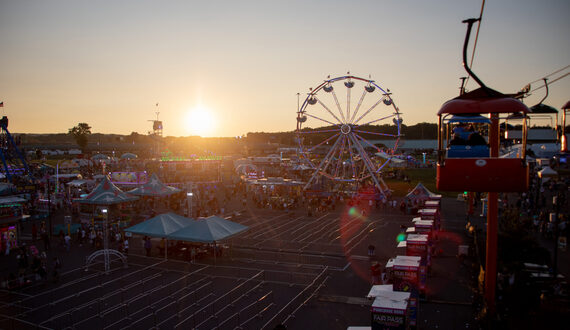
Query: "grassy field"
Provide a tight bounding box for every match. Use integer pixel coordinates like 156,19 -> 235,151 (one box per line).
384,168 -> 458,197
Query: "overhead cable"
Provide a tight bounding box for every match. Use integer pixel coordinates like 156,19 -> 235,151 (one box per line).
464,0 -> 486,89
529,72 -> 569,93
527,64 -> 570,85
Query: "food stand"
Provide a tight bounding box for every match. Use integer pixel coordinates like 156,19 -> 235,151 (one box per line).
406,233 -> 431,267
370,289 -> 411,330
418,208 -> 440,230
0,196 -> 27,254
386,255 -> 422,327
414,219 -> 435,240
423,200 -> 440,211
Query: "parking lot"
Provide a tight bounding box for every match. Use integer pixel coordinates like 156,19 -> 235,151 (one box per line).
1,198 -> 476,329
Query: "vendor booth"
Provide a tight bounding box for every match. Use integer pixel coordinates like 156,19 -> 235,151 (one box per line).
403,182 -> 441,209
369,287 -> 411,330
386,255 -> 423,327
406,233 -> 431,268
423,200 -> 440,211
414,219 -> 435,240
0,196 -> 27,254
418,208 -> 440,230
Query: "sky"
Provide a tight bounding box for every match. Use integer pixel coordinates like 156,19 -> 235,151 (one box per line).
0,0 -> 568,138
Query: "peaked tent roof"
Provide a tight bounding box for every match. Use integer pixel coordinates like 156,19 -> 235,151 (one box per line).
128,173 -> 181,197
530,103 -> 558,114
166,216 -> 249,243
404,182 -> 441,201
375,151 -> 406,163
120,152 -> 138,159
92,153 -> 110,160
125,212 -> 193,238
79,176 -> 139,205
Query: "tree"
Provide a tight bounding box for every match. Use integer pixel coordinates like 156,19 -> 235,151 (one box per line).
68,123 -> 92,151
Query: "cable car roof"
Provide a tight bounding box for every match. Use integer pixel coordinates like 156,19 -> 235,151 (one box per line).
529,103 -> 558,114
445,114 -> 492,124
438,87 -> 530,115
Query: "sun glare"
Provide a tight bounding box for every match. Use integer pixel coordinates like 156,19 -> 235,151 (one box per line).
185,106 -> 215,137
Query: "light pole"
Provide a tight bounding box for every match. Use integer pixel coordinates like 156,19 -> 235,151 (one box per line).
187,192 -> 193,218
101,208 -> 110,273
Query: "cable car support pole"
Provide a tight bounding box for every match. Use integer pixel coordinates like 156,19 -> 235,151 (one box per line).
462,16 -> 498,315
486,113 -> 500,315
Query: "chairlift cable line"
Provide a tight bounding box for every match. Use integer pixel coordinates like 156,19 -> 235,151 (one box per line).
527,64 -> 570,85
529,72 -> 570,93
464,0 -> 486,89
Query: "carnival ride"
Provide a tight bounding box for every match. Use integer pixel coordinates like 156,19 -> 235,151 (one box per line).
0,116 -> 34,184
436,19 -> 530,193
296,74 -> 402,197
436,16 -> 534,316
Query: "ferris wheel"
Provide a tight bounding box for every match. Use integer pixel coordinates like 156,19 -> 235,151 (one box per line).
296,74 -> 402,196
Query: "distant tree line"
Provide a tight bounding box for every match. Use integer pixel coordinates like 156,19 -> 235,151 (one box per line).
246,122 -> 439,145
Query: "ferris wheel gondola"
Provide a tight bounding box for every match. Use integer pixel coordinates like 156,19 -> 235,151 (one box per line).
296,74 -> 403,197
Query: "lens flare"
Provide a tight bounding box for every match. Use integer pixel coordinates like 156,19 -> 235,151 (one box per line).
396,232 -> 407,243
348,207 -> 359,217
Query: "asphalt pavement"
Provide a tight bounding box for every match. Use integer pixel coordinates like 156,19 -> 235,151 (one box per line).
0,195 -> 481,329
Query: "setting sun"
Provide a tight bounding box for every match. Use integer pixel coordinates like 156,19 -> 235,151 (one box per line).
185,106 -> 216,137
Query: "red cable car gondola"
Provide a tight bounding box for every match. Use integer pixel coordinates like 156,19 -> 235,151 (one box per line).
436,88 -> 530,192
436,18 -> 531,193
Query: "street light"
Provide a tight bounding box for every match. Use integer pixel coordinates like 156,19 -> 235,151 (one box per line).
101,208 -> 110,273
187,192 -> 193,218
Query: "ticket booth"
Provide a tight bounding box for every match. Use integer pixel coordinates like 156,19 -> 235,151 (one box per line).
423,200 -> 440,212
370,289 -> 411,330
367,284 -> 396,299
387,255 -> 423,327
406,233 -> 431,267
428,194 -> 441,201
418,208 -> 440,231
414,219 -> 434,240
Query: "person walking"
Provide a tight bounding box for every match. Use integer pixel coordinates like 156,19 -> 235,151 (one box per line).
144,237 -> 152,257
123,238 -> 129,255
64,233 -> 71,252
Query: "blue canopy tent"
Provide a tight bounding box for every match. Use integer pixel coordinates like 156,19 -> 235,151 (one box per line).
120,152 -> 138,160
166,216 -> 249,262
128,173 -> 181,197
125,212 -> 194,258
125,212 -> 193,237
166,216 -> 249,243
